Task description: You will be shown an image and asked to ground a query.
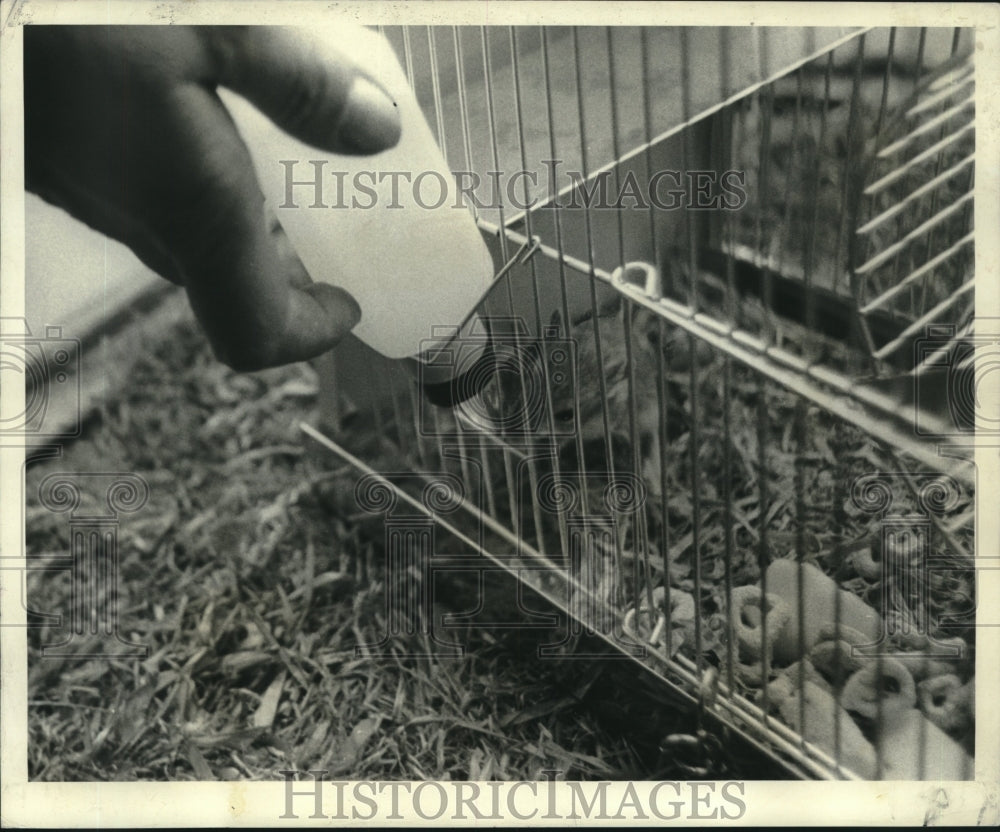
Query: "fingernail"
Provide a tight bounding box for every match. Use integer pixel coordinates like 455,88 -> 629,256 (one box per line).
328,285 -> 362,329
344,290 -> 362,328
340,76 -> 401,152
307,283 -> 362,338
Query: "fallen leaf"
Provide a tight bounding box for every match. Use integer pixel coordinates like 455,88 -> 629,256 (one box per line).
252,671 -> 287,729
325,716 -> 381,774
185,742 -> 214,780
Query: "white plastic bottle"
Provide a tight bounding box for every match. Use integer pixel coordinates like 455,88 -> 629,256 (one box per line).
218,23 -> 495,394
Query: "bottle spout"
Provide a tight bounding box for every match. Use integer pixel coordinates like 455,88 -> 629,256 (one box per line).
406,314 -> 495,407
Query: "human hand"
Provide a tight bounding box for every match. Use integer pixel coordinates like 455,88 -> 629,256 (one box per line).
24,26 -> 401,370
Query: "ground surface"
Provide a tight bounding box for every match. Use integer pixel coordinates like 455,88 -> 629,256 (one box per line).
24,310 -> 787,782
23,292 -> 976,782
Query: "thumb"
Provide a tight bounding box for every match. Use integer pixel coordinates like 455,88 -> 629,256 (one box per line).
205,26 -> 402,155
153,84 -> 363,371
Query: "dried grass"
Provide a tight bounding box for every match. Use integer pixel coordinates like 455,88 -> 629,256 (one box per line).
25,316 -> 787,782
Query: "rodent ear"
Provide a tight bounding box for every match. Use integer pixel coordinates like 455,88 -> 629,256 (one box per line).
545,309 -> 564,338
573,294 -> 622,327
643,318 -> 662,348
603,293 -> 626,319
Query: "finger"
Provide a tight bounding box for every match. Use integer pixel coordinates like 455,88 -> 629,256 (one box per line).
155,84 -> 361,371
27,167 -> 187,287
204,26 -> 402,155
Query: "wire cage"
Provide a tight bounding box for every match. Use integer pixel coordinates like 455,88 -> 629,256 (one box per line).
310,26 -> 977,781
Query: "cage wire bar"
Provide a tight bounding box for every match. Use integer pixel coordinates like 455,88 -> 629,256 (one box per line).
311,26 -> 977,781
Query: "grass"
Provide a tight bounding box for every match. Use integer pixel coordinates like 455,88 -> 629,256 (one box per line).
25,312 -> 795,782
24,297 -> 976,781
